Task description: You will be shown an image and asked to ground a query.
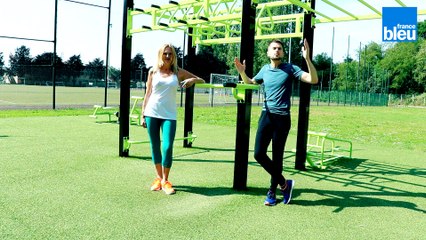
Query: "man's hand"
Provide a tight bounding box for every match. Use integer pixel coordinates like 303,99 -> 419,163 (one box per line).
302,38 -> 311,60
234,57 -> 246,74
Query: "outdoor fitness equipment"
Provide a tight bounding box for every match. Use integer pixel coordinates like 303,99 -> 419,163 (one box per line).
122,83 -> 257,151
196,82 -> 260,102
123,132 -> 197,151
89,105 -> 118,122
119,0 -> 425,188
292,131 -> 353,169
89,96 -> 144,124
119,0 -> 316,190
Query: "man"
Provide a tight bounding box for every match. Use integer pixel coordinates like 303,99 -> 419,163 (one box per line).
234,39 -> 318,206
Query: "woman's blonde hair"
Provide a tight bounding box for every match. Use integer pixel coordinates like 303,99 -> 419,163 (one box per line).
153,43 -> 178,74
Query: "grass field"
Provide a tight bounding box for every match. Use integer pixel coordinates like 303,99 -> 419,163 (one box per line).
0,84 -> 258,109
0,84 -> 134,107
1,88 -> 425,239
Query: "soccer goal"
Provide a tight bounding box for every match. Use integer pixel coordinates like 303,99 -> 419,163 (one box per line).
201,73 -> 263,106
207,73 -> 240,106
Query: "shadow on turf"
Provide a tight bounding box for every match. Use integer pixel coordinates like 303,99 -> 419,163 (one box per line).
291,188 -> 426,214
131,153 -> 426,213
128,148 -> 294,165
175,185 -> 268,197
190,146 -> 236,152
289,157 -> 426,213
129,155 -> 236,164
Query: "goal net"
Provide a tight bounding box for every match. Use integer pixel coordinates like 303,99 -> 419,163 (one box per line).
208,73 -> 240,105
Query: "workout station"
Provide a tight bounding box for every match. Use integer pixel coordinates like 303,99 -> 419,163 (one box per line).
117,0 -> 425,189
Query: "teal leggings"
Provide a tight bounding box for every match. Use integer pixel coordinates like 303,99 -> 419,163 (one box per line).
145,117 -> 177,168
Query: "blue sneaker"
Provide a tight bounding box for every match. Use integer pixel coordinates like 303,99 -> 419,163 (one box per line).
281,180 -> 295,204
264,190 -> 277,206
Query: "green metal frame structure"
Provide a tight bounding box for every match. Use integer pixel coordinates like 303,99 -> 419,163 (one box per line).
128,0 -> 426,46
119,0 -> 426,189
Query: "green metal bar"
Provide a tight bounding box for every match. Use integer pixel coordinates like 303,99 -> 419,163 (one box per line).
194,31 -> 304,45
131,0 -> 307,41
322,0 -> 358,20
357,0 -> 381,16
130,0 -> 426,44
257,1 -> 291,8
394,0 -> 406,7
127,7 -> 133,37
286,0 -> 334,22
196,83 -> 259,90
124,132 -> 197,151
256,5 -> 274,31
315,13 -> 381,23
136,0 -> 235,15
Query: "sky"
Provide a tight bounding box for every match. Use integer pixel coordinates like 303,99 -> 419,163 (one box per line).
0,0 -> 425,70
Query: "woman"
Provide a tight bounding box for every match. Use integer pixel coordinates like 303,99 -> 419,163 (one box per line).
142,43 -> 205,195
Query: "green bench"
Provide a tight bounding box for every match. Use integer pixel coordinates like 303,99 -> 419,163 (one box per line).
293,131 -> 353,169
90,96 -> 144,123
89,105 -> 118,122
129,96 -> 144,125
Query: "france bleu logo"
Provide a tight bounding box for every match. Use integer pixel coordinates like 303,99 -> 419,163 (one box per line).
382,7 -> 417,42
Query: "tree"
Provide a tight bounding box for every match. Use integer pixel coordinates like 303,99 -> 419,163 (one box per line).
413,39 -> 426,92
313,52 -> 333,70
334,61 -> 358,91
131,53 -> 145,71
64,55 -> 84,86
9,45 -> 32,78
204,43 -> 238,78
174,46 -> 184,67
185,45 -> 228,82
86,58 -> 104,80
354,42 -> 385,93
130,53 -> 146,87
207,0 -> 305,80
109,66 -> 121,83
0,52 -> 4,77
30,52 -> 63,85
381,42 -> 418,93
418,20 -> 426,39
359,42 -> 384,66
313,52 -> 334,90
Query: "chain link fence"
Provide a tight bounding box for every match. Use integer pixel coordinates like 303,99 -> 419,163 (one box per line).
1,70 -> 425,109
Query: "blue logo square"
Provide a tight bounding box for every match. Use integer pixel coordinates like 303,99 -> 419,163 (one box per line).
382,7 -> 417,42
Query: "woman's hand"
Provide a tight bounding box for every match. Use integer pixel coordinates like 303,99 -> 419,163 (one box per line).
141,117 -> 147,128
180,78 -> 197,88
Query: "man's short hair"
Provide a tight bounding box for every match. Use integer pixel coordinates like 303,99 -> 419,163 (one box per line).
268,39 -> 284,48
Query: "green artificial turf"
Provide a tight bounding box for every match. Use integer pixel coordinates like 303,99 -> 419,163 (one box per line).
0,106 -> 425,239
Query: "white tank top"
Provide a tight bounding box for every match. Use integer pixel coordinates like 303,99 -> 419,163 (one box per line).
144,71 -> 179,120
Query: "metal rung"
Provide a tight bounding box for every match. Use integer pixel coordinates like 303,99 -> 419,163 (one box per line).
124,133 -> 197,151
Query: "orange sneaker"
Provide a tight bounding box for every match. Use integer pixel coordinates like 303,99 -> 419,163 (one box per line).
161,181 -> 176,195
150,178 -> 162,191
